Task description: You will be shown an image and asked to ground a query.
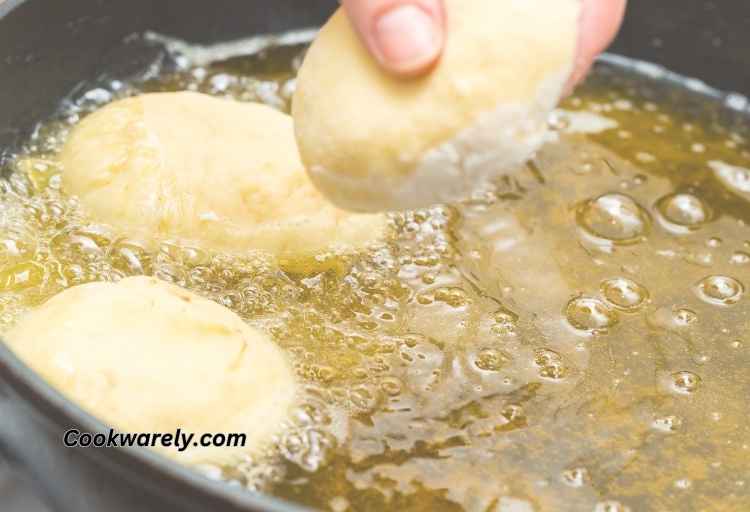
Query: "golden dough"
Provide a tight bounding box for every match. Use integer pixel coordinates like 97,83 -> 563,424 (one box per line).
293,0 -> 581,211
60,92 -> 387,268
5,276 -> 297,465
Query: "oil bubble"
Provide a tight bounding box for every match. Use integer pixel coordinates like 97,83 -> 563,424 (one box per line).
577,193 -> 650,244
280,427 -> 335,473
0,238 -> 34,265
348,385 -> 382,413
695,275 -> 744,306
652,415 -> 683,433
0,261 -> 45,291
500,404 -> 525,424
534,349 -> 569,380
51,228 -> 110,262
379,377 -> 404,397
566,297 -> 619,334
730,251 -> 750,265
655,193 -> 711,232
601,278 -> 649,311
674,308 -> 698,327
289,403 -> 332,429
561,467 -> 589,488
491,309 -> 519,337
594,501 -> 631,512
474,348 -> 511,372
649,306 -> 699,331
329,497 -> 349,512
669,371 -> 702,395
16,157 -> 61,192
433,287 -> 470,308
110,240 -> 152,276
710,161 -> 750,201
692,353 -> 711,365
674,479 -> 692,490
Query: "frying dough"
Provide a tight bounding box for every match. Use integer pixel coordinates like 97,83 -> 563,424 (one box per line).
293,0 -> 581,212
4,276 -> 297,465
60,92 -> 387,268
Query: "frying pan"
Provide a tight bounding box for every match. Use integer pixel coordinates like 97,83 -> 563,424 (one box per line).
0,1 -> 748,511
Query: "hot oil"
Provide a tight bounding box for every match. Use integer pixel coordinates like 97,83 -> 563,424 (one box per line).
0,40 -> 749,511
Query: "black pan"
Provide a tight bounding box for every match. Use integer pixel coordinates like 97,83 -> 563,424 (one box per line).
0,1 -> 748,511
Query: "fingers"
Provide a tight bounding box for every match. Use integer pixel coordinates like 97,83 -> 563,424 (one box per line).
568,0 -> 627,91
340,0 -> 446,77
340,0 -> 626,85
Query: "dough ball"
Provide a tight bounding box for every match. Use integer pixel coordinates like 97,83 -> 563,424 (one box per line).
293,0 -> 581,212
4,276 -> 297,465
60,92 -> 387,268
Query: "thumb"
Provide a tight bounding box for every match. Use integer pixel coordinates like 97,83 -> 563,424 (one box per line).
340,0 -> 446,77
340,0 -> 626,85
568,0 -> 628,91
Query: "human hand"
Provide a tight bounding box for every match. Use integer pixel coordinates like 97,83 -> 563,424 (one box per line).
341,0 -> 627,86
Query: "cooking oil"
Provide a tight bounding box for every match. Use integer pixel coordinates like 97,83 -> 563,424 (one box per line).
0,37 -> 748,511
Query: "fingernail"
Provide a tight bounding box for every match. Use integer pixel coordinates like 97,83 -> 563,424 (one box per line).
374,4 -> 441,71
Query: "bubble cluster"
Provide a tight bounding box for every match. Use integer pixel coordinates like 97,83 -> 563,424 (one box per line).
474,348 -> 511,372
280,403 -> 336,472
534,349 -> 570,380
490,309 -> 520,337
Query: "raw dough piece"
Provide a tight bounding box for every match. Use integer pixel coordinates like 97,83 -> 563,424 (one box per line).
293,0 -> 581,211
5,276 -> 297,465
60,92 -> 387,268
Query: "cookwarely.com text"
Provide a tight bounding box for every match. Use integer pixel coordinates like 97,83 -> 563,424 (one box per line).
63,428 -> 247,452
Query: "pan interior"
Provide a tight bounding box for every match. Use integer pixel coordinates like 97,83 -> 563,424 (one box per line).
1,33 -> 749,512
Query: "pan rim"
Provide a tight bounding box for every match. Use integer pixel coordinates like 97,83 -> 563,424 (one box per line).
0,337 -> 311,512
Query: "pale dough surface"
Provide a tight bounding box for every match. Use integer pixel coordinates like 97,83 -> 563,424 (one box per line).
5,276 -> 297,465
293,0 -> 581,212
60,92 -> 387,268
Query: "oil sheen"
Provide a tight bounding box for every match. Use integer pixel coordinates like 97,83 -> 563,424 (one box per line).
1,39 -> 749,512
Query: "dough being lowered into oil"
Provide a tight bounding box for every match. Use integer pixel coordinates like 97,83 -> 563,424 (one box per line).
5,276 -> 297,465
60,92 -> 387,268
293,0 -> 581,212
